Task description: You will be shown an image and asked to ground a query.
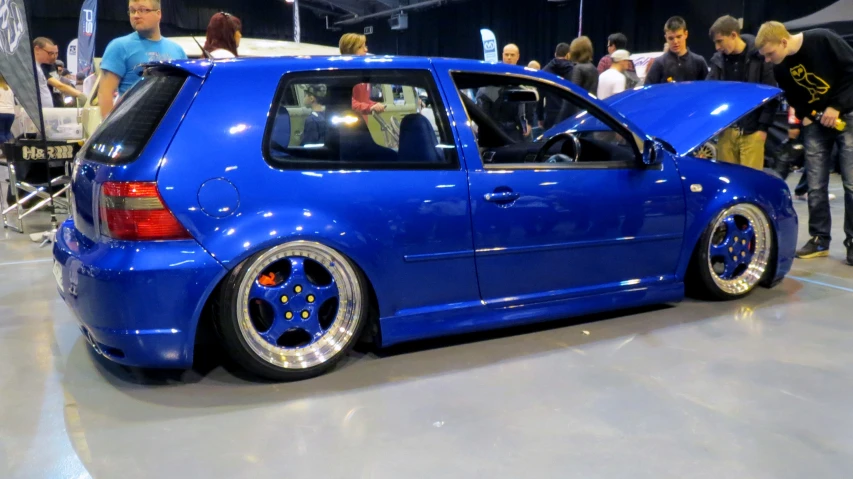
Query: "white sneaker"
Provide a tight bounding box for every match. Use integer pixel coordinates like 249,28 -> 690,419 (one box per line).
795,193 -> 837,201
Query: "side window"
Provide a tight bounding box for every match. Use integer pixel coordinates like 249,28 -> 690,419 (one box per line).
266,70 -> 458,169
451,72 -> 641,168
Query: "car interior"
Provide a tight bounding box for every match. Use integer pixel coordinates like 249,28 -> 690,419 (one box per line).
453,74 -> 639,166
267,80 -> 449,165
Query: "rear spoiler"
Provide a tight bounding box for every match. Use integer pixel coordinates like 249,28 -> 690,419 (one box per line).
132,59 -> 214,80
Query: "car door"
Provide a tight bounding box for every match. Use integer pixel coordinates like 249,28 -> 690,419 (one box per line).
433,63 -> 687,306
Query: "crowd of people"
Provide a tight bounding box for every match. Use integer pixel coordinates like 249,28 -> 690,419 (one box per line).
28,1 -> 243,120
496,15 -> 853,264
11,0 -> 853,264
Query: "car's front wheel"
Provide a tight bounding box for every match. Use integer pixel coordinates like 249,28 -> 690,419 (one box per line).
691,203 -> 774,300
217,241 -> 369,381
695,141 -> 717,160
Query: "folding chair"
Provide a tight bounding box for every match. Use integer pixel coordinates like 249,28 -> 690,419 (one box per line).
1,141 -> 75,233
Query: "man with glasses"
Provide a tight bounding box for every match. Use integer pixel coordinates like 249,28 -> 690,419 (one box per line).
597,33 -> 628,74
99,0 -> 186,118
34,37 -> 84,107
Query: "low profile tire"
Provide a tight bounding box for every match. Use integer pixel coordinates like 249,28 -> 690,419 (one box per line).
691,203 -> 773,300
217,241 -> 369,381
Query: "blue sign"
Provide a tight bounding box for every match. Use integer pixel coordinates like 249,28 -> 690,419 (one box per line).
77,0 -> 97,77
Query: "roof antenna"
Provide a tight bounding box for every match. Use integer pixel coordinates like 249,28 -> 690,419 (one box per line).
191,34 -> 212,59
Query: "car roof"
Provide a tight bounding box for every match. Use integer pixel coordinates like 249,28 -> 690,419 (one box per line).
168,55 -> 545,77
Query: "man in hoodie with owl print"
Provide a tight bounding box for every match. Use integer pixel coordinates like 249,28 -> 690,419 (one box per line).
757,21 -> 853,264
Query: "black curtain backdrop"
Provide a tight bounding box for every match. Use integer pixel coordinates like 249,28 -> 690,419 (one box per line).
341,0 -> 839,64
30,0 -> 839,66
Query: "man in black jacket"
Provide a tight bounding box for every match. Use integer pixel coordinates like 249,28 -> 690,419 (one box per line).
708,15 -> 777,170
646,16 -> 708,85
540,42 -> 574,129
757,21 -> 853,264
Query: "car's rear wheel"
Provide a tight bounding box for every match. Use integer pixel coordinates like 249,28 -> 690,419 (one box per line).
692,203 -> 773,300
217,241 -> 368,381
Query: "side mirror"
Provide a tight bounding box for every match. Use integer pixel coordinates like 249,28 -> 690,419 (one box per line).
502,88 -> 538,103
642,139 -> 661,166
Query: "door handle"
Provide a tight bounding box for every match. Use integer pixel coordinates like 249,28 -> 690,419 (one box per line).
484,191 -> 520,203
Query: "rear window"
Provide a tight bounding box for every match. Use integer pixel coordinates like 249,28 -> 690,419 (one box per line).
84,73 -> 186,164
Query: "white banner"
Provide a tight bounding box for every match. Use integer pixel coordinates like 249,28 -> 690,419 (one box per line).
480,28 -> 498,63
66,39 -> 78,75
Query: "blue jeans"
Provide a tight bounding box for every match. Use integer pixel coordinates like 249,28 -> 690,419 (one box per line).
0,113 -> 14,142
802,114 -> 853,243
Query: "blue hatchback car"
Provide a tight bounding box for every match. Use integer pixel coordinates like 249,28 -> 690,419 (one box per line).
53,56 -> 797,381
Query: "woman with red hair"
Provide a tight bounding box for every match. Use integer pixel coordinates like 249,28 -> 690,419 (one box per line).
204,12 -> 242,59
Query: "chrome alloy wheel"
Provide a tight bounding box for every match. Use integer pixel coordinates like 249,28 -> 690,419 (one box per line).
235,241 -> 364,370
706,204 -> 772,295
695,141 -> 717,160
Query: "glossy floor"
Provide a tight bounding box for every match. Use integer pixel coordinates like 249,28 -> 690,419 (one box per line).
2,176 -> 852,479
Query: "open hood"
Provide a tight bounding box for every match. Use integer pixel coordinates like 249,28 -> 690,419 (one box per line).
604,81 -> 782,156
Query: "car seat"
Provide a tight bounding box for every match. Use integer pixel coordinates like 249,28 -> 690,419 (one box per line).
268,104 -> 292,157
325,109 -> 397,163
398,114 -> 443,163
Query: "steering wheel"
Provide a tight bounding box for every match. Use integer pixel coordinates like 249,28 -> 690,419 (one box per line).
533,132 -> 582,164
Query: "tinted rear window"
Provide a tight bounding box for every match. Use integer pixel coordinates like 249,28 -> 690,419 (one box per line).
84,73 -> 186,164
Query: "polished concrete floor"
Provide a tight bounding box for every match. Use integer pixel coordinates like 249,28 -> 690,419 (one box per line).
2,176 -> 853,479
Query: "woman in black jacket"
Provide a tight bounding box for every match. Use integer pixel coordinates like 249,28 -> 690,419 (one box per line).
570,36 -> 599,94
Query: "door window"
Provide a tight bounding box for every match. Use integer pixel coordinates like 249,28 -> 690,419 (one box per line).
451,72 -> 642,168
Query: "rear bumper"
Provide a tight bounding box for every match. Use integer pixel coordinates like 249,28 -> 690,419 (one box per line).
53,219 -> 227,369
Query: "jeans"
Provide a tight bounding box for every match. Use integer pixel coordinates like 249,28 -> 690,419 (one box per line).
772,140 -> 811,196
795,171 -> 809,197
0,113 -> 14,142
802,114 -> 853,242
717,128 -> 765,170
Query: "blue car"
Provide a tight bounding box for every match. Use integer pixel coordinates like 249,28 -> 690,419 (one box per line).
53,56 -> 797,381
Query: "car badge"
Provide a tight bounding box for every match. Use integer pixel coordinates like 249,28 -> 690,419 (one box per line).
690,184 -> 703,193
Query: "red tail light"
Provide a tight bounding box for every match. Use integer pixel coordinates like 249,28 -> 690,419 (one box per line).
99,181 -> 191,241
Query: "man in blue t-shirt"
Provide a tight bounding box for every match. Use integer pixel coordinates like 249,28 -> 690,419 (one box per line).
98,0 -> 186,118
